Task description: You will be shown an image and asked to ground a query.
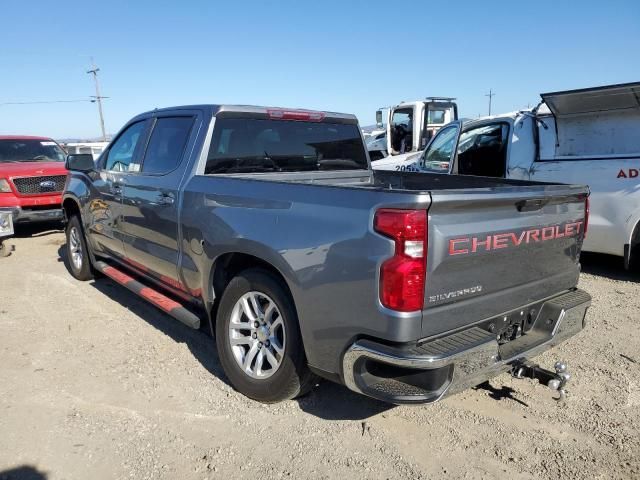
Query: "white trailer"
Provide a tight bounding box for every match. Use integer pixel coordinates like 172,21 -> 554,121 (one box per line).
375,82 -> 640,268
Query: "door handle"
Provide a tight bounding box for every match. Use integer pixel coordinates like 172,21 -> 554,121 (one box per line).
156,192 -> 175,205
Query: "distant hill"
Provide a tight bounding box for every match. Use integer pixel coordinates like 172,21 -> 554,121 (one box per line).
56,135 -> 113,143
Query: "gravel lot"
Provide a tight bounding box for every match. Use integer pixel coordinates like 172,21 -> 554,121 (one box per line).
0,225 -> 638,480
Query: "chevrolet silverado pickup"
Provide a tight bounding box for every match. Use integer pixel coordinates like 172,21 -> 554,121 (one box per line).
62,105 -> 591,404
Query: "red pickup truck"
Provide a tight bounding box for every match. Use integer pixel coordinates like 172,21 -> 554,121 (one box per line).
0,136 -> 68,226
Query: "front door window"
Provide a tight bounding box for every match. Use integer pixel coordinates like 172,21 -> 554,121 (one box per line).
105,121 -> 147,172
420,125 -> 459,172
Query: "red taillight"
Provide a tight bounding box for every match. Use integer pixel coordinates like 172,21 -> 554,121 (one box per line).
584,196 -> 590,238
267,108 -> 325,122
374,209 -> 427,312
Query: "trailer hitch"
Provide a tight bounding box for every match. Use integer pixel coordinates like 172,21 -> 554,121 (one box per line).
512,360 -> 571,401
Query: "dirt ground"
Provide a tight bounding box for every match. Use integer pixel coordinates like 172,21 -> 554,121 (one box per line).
0,224 -> 638,480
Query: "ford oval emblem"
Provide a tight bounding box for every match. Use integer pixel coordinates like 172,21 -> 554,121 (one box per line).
40,180 -> 56,191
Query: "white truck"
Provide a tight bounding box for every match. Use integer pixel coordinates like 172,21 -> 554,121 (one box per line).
367,98 -> 458,162
374,82 -> 640,269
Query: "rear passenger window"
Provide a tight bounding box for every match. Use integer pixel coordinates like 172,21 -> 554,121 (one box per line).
141,117 -> 194,174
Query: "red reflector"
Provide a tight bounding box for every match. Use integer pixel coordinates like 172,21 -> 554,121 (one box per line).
374,209 -> 427,312
267,109 -> 325,122
584,196 -> 590,238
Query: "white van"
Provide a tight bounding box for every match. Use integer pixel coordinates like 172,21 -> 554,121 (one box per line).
375,82 -> 640,269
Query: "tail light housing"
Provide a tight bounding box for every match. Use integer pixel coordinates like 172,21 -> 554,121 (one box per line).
584,196 -> 590,238
374,209 -> 427,312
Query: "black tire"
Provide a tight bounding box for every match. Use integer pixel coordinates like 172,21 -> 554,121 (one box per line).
215,269 -> 317,403
65,215 -> 93,281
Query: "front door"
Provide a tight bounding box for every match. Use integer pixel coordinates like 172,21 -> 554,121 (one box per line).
86,120 -> 149,259
119,114 -> 197,287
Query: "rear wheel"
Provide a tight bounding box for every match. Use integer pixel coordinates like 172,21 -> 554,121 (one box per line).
215,269 -> 316,403
65,215 -> 93,281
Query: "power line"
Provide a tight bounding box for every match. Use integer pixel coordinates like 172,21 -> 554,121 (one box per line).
0,99 -> 92,106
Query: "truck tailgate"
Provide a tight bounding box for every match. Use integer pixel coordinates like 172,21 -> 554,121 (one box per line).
423,183 -> 588,338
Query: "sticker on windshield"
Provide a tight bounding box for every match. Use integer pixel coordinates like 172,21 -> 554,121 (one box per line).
40,141 -> 56,146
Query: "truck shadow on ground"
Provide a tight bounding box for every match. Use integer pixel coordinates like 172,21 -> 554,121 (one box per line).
58,255 -> 394,421
13,221 -> 63,239
51,244 -> 637,421
580,252 -> 639,282
0,465 -> 47,480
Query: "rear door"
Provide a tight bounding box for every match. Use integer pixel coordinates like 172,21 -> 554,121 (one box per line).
119,112 -> 198,287
86,119 -> 150,258
423,183 -> 588,338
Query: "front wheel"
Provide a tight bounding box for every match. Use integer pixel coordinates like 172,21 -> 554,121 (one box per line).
65,215 -> 93,281
215,269 -> 316,403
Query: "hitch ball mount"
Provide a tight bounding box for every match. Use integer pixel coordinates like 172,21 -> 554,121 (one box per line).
512,360 -> 571,401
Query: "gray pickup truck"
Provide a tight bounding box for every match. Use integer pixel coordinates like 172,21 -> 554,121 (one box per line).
62,105 -> 591,404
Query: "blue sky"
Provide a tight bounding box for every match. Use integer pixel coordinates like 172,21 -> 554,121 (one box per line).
1,0 -> 639,138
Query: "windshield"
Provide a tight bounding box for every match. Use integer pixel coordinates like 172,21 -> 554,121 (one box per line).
0,139 -> 66,163
205,118 -> 368,174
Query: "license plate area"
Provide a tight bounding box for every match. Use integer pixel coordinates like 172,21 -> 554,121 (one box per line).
475,297 -> 565,355
476,300 -> 547,343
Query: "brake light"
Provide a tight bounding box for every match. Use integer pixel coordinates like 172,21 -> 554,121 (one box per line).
267,108 -> 326,122
374,209 -> 427,312
584,196 -> 590,238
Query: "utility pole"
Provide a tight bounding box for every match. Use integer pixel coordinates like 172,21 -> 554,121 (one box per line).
485,89 -> 495,116
87,57 -> 107,141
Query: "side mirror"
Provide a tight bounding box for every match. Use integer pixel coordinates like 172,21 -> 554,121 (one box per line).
375,110 -> 383,128
65,154 -> 95,172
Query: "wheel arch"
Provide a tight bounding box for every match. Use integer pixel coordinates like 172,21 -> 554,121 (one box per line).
62,195 -> 81,223
625,216 -> 640,270
207,252 -> 300,337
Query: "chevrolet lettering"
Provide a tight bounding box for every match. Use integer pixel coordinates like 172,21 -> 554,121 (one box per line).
449,221 -> 585,256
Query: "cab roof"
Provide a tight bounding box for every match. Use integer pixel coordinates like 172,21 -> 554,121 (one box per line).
135,104 -> 358,123
0,135 -> 55,141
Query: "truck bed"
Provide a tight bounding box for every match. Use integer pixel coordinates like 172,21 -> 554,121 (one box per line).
212,168 -> 578,192
182,167 -> 588,374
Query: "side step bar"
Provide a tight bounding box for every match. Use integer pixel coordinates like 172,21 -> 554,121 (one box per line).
94,261 -> 201,329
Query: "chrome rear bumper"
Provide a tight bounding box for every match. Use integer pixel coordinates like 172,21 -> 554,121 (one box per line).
342,289 -> 591,404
